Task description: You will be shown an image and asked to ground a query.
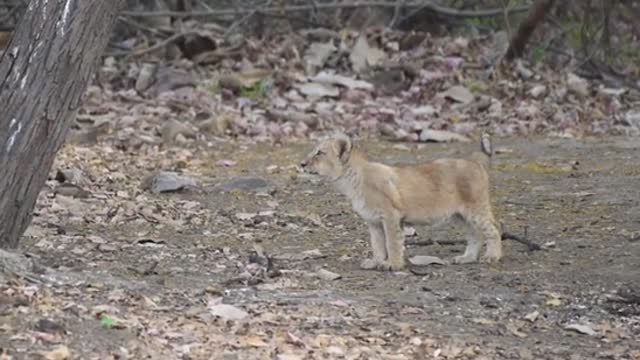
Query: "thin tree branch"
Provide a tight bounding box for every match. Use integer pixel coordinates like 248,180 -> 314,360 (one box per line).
388,0 -> 404,29
0,4 -> 21,24
223,0 -> 274,39
122,1 -> 530,19
126,31 -> 200,59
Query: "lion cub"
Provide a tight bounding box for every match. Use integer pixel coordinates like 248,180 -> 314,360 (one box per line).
300,132 -> 502,271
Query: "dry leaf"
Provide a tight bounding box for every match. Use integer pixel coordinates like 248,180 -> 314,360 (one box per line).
43,346 -> 71,360
565,323 -> 596,336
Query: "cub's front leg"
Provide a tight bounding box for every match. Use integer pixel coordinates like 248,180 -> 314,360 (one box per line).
378,214 -> 406,271
360,222 -> 387,270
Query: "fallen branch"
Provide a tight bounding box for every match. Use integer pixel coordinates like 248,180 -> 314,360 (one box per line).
125,31 -> 200,59
223,0 -> 274,39
0,4 -> 22,25
501,231 -> 542,251
407,239 -> 463,247
122,1 -> 530,19
407,224 -> 542,252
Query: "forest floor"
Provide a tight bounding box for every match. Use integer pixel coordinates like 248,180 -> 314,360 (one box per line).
1,135 -> 639,359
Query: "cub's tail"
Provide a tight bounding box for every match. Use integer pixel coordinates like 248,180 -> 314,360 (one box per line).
469,132 -> 492,170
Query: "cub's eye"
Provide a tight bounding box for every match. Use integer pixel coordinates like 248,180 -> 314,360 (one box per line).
314,150 -> 324,157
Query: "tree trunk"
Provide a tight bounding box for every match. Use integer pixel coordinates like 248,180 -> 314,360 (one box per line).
505,0 -> 556,60
0,0 -> 125,249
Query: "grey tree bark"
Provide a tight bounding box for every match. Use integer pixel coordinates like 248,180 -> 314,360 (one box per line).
0,0 -> 126,248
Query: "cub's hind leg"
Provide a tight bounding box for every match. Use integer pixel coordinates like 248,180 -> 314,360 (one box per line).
378,213 -> 405,271
452,218 -> 484,264
360,222 -> 387,270
469,209 -> 502,263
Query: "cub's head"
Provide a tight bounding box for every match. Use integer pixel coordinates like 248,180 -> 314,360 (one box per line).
300,132 -> 352,181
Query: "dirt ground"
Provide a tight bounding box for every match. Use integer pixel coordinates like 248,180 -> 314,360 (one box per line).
1,136 -> 640,359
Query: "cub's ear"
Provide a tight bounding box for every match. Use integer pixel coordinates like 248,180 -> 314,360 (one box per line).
333,132 -> 352,161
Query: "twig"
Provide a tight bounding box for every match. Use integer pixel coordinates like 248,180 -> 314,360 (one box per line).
502,231 -> 542,251
122,1 -> 530,19
118,16 -> 166,36
126,31 -> 200,59
0,3 -> 21,24
501,0 -> 512,36
223,0 -> 273,39
407,239 -> 464,246
408,224 -> 542,252
388,0 -> 404,29
500,223 -> 542,251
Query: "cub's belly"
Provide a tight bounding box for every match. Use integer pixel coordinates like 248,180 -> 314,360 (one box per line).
351,201 -> 380,222
403,211 -> 461,226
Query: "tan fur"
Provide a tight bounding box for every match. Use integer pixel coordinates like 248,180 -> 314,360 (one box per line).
300,132 -> 502,271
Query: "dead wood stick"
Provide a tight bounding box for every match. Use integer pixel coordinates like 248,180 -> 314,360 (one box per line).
0,4 -> 21,24
223,0 -> 273,39
501,231 -> 542,251
407,239 -> 464,246
118,15 -> 166,36
126,31 -> 200,59
122,1 -> 530,19
407,225 -> 542,251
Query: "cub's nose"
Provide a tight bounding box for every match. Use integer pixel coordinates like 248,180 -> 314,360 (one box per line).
300,160 -> 308,168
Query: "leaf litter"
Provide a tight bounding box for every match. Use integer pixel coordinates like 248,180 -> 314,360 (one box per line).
0,25 -> 639,360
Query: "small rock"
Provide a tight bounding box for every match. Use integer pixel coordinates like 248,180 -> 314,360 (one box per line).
218,74 -> 244,94
54,168 -> 83,184
219,352 -> 240,360
295,82 -> 340,98
277,354 -> 304,360
311,71 -> 373,90
43,345 -> 71,360
440,85 -> 474,104
316,268 -> 341,281
35,319 -> 65,334
524,310 -> 539,322
529,84 -> 547,98
160,119 -> 194,143
495,147 -> 514,154
149,66 -> 195,95
542,241 -> 556,249
350,34 -> 386,73
325,346 -> 345,357
567,73 -> 589,96
410,105 -> 437,116
409,255 -> 447,266
0,249 -> 32,278
304,40 -> 337,73
135,62 -> 157,92
515,60 -> 534,79
488,98 -> 503,117
519,348 -> 535,360
208,303 -> 249,321
141,171 -> 197,194
624,111 -> 640,128
564,323 -> 596,336
419,129 -> 470,143
403,226 -> 417,237
54,183 -> 90,198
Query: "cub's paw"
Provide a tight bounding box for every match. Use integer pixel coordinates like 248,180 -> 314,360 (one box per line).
376,260 -> 405,272
479,252 -> 502,264
452,255 -> 477,264
359,258 -> 382,270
